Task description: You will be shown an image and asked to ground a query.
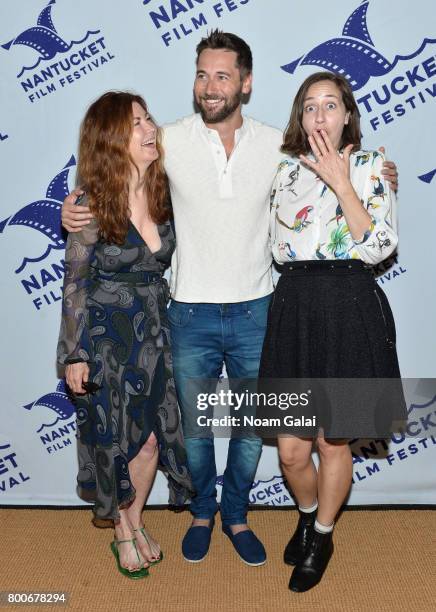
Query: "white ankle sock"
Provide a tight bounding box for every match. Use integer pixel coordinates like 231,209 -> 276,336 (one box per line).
314,519 -> 334,534
299,500 -> 318,514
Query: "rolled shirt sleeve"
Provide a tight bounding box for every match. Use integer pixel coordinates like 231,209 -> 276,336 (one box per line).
352,151 -> 398,264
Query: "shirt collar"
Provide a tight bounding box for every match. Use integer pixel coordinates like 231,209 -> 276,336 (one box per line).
194,113 -> 248,146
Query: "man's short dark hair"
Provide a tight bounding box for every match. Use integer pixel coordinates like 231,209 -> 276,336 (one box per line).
196,30 -> 253,79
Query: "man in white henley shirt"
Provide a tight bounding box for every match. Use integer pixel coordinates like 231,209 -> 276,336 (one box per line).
164,33 -> 282,567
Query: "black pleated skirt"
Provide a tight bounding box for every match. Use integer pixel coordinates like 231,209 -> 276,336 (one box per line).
258,260 -> 406,438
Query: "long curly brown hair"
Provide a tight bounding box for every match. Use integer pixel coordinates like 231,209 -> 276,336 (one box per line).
77,91 -> 170,244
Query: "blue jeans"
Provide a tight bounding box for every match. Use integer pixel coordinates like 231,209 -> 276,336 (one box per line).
168,294 -> 271,526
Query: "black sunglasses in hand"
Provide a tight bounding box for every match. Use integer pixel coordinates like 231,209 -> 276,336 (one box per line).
81,381 -> 102,394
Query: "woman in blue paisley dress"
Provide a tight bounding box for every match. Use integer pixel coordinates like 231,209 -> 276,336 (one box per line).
57,91 -> 192,579
259,72 -> 405,592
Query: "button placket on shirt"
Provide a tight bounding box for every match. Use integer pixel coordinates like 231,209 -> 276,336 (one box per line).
220,161 -> 233,198
206,129 -> 234,198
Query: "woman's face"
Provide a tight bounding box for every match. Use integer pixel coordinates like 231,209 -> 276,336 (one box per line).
301,80 -> 350,150
128,101 -> 158,170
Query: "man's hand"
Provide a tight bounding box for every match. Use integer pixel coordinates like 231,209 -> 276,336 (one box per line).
379,146 -> 398,193
62,188 -> 93,232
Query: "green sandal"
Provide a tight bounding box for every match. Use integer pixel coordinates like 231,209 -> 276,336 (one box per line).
110,538 -> 149,579
133,527 -> 164,565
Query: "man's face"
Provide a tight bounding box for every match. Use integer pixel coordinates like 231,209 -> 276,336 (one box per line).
194,48 -> 252,124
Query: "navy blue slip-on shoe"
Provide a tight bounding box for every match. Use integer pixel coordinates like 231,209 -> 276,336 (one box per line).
222,525 -> 266,566
182,519 -> 214,563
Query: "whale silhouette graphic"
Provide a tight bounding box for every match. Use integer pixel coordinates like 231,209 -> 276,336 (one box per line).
23,379 -> 76,433
281,0 -> 436,91
418,168 -> 436,184
0,156 -> 75,271
2,1 -> 69,62
2,0 -> 101,78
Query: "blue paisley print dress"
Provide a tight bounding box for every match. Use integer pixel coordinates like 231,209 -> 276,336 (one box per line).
57,215 -> 192,525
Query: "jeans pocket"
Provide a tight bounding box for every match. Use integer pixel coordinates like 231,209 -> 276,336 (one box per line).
167,302 -> 194,328
246,301 -> 270,331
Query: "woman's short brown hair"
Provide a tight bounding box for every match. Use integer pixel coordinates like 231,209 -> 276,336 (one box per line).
281,72 -> 361,157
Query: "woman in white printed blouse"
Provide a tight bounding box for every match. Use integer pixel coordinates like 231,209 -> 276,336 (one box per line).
259,71 -> 405,594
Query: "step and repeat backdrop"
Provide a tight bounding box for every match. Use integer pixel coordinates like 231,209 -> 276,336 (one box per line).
1,0 -> 435,507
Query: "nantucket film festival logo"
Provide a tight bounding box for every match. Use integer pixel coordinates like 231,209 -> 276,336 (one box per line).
0,443 -> 31,494
0,156 -> 75,311
216,474 -> 293,506
24,380 -> 77,455
281,0 -> 436,133
2,0 -> 115,103
350,392 -> 436,484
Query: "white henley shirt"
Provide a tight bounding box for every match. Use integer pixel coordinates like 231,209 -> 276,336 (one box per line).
163,113 -> 283,303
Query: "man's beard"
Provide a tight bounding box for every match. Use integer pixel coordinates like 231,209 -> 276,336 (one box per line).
198,90 -> 243,123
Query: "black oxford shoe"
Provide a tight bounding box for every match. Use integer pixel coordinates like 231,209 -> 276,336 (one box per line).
289,530 -> 333,592
284,509 -> 317,566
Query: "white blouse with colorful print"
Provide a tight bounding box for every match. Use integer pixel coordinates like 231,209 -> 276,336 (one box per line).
269,150 -> 398,265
